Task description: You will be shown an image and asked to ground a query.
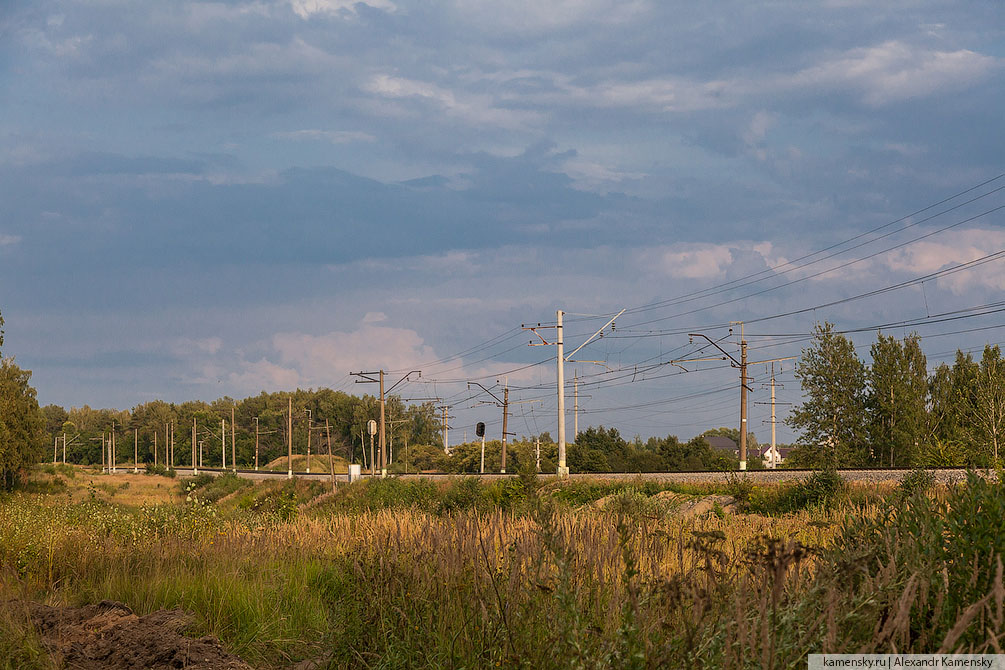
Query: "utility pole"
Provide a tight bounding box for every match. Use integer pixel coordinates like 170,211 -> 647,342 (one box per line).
441,405 -> 449,453
575,373 -> 581,439
287,396 -> 293,479
221,418 -> 226,470
770,364 -> 777,469
254,417 -> 260,471
101,432 -> 105,473
111,423 -> 117,473
556,310 -> 566,476
468,381 -> 515,473
154,431 -> 158,468
501,385 -> 510,473
351,370 -> 419,477
53,436 -> 57,464
231,407 -> 236,472
524,308 -> 624,477
325,418 -> 335,492
379,372 -> 385,477
192,418 -> 198,474
737,322 -> 748,471
305,409 -> 312,474
62,432 -> 66,465
170,422 -> 175,469
535,437 -> 541,472
134,429 -> 138,473
680,325 -> 794,471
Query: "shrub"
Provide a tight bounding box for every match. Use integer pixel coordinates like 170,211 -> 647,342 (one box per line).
145,463 -> 176,478
438,477 -> 490,514
897,467 -> 936,500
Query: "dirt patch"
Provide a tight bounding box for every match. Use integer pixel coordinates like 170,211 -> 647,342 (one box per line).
673,494 -> 737,518
17,600 -> 253,670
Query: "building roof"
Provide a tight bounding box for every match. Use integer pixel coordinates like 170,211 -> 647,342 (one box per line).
705,435 -> 738,453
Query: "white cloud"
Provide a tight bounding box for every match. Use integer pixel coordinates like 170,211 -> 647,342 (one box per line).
645,243 -> 737,280
0,234 -> 22,247
785,41 -> 997,106
287,0 -> 396,19
364,74 -> 543,129
449,0 -> 648,32
884,229 -> 1005,293
273,129 -> 376,144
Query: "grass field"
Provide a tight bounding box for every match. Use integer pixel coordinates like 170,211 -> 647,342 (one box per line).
1,465 -> 1002,669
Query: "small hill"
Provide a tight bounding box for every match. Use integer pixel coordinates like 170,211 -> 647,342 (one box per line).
261,454 -> 349,473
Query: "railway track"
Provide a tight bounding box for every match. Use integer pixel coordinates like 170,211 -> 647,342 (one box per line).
165,466 -> 987,485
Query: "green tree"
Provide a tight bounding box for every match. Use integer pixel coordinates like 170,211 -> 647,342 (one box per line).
788,322 -> 868,467
971,345 -> 1005,466
866,332 -> 928,467
0,358 -> 46,488
928,351 -> 979,456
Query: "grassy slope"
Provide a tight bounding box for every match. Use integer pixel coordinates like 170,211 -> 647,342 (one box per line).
1,468 -> 1001,668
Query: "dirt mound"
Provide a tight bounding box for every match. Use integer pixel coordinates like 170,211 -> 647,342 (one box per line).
674,494 -> 737,518
18,600 -> 253,670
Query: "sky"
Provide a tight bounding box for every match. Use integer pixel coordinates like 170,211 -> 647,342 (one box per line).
2,0 -> 1004,446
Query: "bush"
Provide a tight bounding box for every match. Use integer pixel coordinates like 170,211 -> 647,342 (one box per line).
747,469 -> 846,514
437,477 -> 491,514
897,468 -> 936,499
145,463 -> 176,478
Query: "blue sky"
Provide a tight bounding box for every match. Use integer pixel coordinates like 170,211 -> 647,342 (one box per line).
2,0 -> 1004,445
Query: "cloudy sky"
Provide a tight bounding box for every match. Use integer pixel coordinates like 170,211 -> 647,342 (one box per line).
2,0 -> 1003,445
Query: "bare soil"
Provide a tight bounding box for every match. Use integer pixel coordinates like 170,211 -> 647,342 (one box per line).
17,600 -> 253,670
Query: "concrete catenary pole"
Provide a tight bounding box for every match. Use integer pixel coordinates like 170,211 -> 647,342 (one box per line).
325,418 -> 335,493
221,418 -> 226,470
231,407 -> 236,473
134,429 -> 138,473
500,385 -> 510,474
192,418 -> 198,474
306,409 -> 311,474
379,370 -> 387,478
739,334 -> 748,471
254,417 -> 260,471
770,363 -> 777,469
62,432 -> 66,465
573,371 -> 579,440
287,396 -> 293,480
556,309 -> 568,477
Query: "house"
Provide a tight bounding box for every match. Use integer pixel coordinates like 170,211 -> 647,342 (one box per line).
705,435 -> 738,456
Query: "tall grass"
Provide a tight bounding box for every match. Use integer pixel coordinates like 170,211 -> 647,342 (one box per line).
1,472 -> 1002,668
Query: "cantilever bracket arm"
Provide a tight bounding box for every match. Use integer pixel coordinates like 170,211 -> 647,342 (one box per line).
687,333 -> 741,368
467,381 -> 503,405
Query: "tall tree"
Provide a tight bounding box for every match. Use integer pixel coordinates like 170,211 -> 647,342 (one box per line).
971,345 -> 1005,467
0,358 -> 46,488
929,351 -> 979,453
866,332 -> 928,467
788,322 -> 868,467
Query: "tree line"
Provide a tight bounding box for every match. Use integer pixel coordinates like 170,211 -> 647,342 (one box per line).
40,389 -> 441,470
788,322 -> 1004,468
3,303 -> 1004,487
